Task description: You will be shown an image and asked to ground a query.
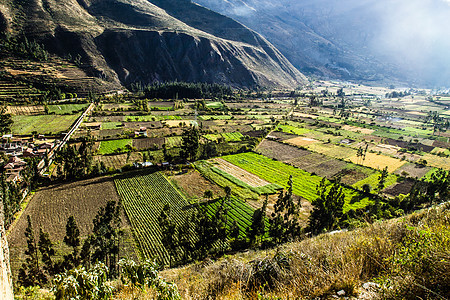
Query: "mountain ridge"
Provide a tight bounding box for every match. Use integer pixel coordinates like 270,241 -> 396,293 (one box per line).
0,0 -> 306,89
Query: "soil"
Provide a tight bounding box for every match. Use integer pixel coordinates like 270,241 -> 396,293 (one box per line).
132,137 -> 165,150
384,179 -> 415,196
285,136 -> 319,147
170,170 -> 225,200
394,163 -> 431,179
212,158 -> 271,187
257,140 -> 311,162
7,176 -> 137,278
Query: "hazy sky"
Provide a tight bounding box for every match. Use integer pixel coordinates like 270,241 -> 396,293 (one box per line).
196,0 -> 450,86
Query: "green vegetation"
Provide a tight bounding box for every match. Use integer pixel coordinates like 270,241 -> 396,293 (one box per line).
115,171 -> 192,264
276,124 -> 310,136
221,132 -> 244,142
12,114 -> 80,135
202,197 -> 268,239
101,122 -> 122,130
222,152 -> 371,211
47,104 -> 88,115
125,115 -> 181,122
206,101 -> 225,109
98,139 -> 132,155
195,160 -> 259,200
210,167 -> 282,195
165,136 -> 183,148
167,205 -> 450,299
141,82 -> 233,99
352,172 -> 398,191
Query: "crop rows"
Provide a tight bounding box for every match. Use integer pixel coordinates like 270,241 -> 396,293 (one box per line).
221,132 -> 244,142
165,136 -> 183,148
115,171 -> 193,265
222,152 -> 371,212
202,198 -> 268,239
194,160 -> 259,200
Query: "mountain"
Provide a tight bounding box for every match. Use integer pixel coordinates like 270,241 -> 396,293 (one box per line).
0,0 -> 306,89
194,0 -> 450,87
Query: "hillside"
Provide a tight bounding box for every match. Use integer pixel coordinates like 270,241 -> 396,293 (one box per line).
0,0 -> 306,89
144,204 -> 449,299
194,0 -> 450,87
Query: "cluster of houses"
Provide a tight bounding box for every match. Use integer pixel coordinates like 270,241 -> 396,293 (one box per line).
1,135 -> 55,183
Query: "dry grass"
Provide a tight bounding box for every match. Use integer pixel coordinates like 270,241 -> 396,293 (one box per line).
285,136 -> 319,147
158,204 -> 450,299
349,152 -> 406,172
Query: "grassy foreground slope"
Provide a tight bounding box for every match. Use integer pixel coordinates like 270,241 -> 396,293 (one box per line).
154,204 -> 449,300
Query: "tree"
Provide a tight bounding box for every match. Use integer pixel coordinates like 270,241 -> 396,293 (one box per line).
308,178 -> 345,235
181,126 -> 200,161
247,195 -> 268,246
63,216 -> 81,269
377,166 -> 389,191
18,215 -> 46,287
203,190 -> 213,201
159,204 -> 180,266
0,104 -> 13,135
89,201 -> 121,278
269,176 -> 301,244
38,228 -> 57,277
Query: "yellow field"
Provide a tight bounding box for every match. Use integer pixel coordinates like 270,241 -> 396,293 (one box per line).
292,112 -> 318,119
306,143 -> 356,160
349,152 -> 406,172
7,105 -> 45,115
342,125 -> 375,134
421,153 -> 450,170
285,136 -> 319,147
162,120 -> 193,127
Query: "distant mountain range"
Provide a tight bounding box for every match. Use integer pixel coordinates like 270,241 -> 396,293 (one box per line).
0,0 -> 306,89
195,0 -> 450,87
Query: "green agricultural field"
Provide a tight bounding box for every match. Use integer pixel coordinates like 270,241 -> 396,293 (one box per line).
165,136 -> 183,148
194,161 -> 260,200
211,167 -> 282,195
202,198 -> 268,239
125,115 -> 181,122
206,101 -> 225,109
115,171 -> 192,264
276,124 -> 310,136
203,134 -> 220,142
98,139 -> 132,155
352,172 -> 398,191
12,114 -> 80,135
47,104 -> 88,114
101,122 -> 123,130
221,132 -> 244,142
222,152 -> 372,212
115,171 -> 263,265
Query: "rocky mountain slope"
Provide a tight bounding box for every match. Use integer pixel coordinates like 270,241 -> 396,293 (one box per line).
195,0 -> 450,87
0,0 -> 306,89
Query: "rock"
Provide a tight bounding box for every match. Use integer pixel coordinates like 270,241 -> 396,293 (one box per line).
337,290 -> 346,296
362,282 -> 380,291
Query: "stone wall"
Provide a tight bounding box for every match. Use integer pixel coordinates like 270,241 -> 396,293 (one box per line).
0,200 -> 14,300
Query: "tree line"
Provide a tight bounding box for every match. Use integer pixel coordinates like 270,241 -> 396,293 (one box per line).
131,82 -> 234,99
